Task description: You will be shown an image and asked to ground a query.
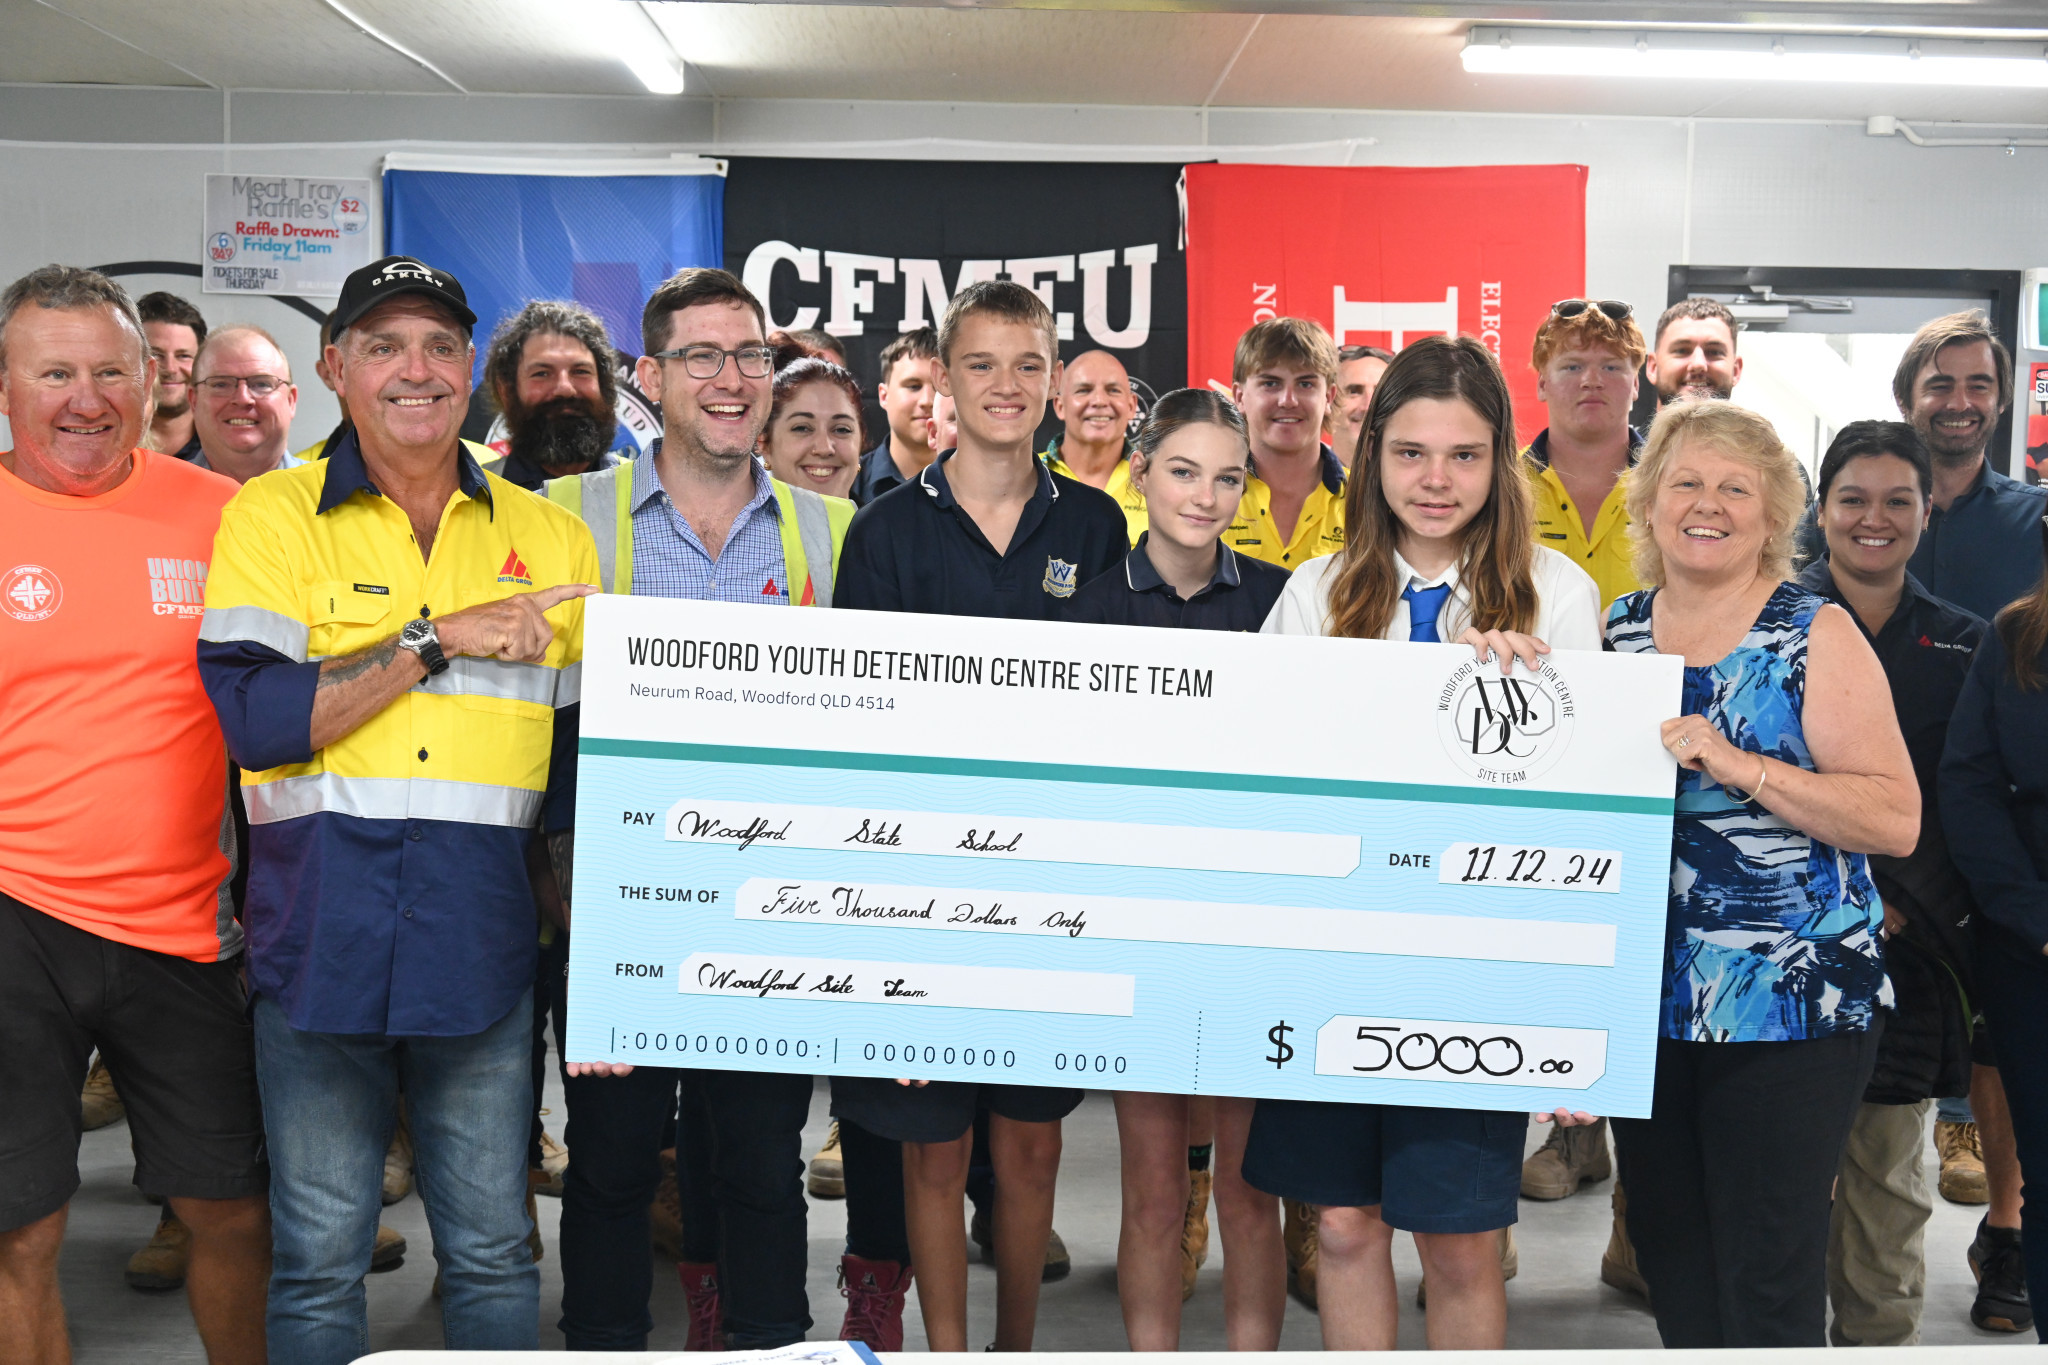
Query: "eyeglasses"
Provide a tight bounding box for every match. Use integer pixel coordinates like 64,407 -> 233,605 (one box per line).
649,344 -> 776,380
1550,299 -> 1634,322
197,374 -> 288,398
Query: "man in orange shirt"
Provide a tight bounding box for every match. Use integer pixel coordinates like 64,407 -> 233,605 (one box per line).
0,266 -> 269,1365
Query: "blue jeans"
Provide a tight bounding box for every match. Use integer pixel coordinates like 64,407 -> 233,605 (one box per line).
254,991 -> 539,1365
1937,1095 -> 1974,1125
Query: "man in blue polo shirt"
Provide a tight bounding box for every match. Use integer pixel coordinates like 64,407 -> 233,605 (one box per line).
1896,310 -> 2039,622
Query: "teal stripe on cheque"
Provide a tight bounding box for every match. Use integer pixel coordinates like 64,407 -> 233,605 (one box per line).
579,739 -> 1672,816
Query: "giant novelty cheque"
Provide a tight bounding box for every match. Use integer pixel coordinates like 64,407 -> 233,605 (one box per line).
566,595 -> 1683,1117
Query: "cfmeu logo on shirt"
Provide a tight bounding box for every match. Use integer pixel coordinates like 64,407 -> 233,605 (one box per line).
1435,654 -> 1576,785
3,564 -> 62,622
147,558 -> 207,619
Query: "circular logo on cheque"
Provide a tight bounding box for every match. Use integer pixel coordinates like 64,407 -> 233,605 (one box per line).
3,564 -> 63,622
1435,654 -> 1575,785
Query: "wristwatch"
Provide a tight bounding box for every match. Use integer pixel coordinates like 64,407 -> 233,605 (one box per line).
399,616 -> 450,677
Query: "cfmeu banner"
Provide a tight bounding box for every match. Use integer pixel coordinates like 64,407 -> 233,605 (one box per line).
1184,164 -> 1585,446
725,158 -> 1185,413
385,155 -> 725,453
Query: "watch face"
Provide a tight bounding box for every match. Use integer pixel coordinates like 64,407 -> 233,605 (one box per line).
402,618 -> 432,647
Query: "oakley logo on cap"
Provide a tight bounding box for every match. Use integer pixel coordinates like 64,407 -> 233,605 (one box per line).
376,261 -> 439,286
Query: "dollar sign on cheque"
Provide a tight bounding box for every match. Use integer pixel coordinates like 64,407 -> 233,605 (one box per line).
1266,1020 -> 1295,1068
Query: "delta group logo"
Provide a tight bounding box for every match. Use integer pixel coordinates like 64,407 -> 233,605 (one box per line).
497,549 -> 533,586
147,557 -> 208,618
1435,653 -> 1576,786
3,564 -> 62,622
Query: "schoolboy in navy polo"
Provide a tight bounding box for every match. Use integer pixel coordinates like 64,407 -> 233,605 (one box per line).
835,281 -> 1124,1351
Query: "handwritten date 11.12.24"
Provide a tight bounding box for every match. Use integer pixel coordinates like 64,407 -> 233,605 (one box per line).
1435,843 -> 1621,894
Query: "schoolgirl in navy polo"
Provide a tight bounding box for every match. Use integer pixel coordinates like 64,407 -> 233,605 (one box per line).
1068,389 -> 1291,1350
1249,334 -> 1603,1350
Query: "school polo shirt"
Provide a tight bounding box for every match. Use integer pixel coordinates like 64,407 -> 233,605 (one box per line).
851,440 -> 910,506
836,450 -> 1127,620
1225,443 -> 1347,568
197,432 -> 601,1036
1042,432 -> 1148,546
1523,427 -> 1645,614
0,449 -> 241,961
1066,534 -> 1289,632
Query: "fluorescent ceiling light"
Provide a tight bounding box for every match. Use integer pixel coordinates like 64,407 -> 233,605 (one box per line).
581,0 -> 685,94
1464,27 -> 2048,88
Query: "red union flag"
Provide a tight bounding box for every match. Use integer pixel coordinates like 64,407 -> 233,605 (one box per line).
1183,163 -> 1587,447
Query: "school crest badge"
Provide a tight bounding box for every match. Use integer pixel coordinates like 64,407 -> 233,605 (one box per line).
1042,556 -> 1079,598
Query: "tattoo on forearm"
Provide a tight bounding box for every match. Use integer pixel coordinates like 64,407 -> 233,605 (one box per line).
317,636 -> 401,689
548,829 -> 574,902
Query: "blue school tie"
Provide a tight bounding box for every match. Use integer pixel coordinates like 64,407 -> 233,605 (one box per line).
1402,583 -> 1453,643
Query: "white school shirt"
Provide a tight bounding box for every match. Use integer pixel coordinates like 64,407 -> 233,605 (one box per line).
1259,545 -> 1603,651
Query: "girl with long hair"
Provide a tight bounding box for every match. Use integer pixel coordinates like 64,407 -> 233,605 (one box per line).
1247,334 -> 1603,1350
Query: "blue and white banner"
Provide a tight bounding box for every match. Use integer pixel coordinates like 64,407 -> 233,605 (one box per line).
384,155 -> 724,454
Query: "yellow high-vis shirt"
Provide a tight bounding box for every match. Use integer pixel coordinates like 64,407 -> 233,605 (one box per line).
1523,428 -> 1644,613
1041,434 -> 1147,546
1225,445 -> 1347,569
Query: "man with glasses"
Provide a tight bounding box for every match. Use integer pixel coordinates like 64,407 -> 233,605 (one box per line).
541,267 -> 859,1353
1329,344 -> 1392,468
189,326 -> 305,484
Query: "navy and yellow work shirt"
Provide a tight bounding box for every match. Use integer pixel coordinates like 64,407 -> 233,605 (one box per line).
197,432 -> 601,1036
1224,444 -> 1346,569
1066,533 -> 1290,632
1041,431 -> 1148,546
837,450 -> 1126,620
1907,459 -> 2048,623
1523,426 -> 1645,613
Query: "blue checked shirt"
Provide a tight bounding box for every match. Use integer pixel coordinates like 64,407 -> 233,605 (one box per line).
629,445 -> 792,604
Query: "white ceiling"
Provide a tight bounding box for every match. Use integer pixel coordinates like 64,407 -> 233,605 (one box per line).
10,0 -> 2048,124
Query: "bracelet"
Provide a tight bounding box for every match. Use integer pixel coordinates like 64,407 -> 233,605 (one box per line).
1727,756 -> 1769,804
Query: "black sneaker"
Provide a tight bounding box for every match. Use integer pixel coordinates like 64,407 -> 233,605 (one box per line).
1969,1218 -> 2032,1334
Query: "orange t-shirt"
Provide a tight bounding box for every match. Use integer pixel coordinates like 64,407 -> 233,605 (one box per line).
0,449 -> 241,961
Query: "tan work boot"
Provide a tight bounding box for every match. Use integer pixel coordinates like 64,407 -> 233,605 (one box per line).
1181,1167 -> 1213,1301
125,1211 -> 190,1291
81,1057 -> 125,1131
1521,1116 -> 1612,1200
1415,1226 -> 1518,1307
534,1129 -> 568,1198
382,1109 -> 414,1205
651,1147 -> 684,1260
1600,1180 -> 1649,1302
1937,1121 -> 1991,1204
808,1120 -> 846,1199
371,1224 -> 407,1271
1284,1200 -> 1319,1309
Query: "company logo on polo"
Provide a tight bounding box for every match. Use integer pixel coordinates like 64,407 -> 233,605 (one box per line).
497,549 -> 533,586
148,557 -> 208,618
3,564 -> 62,622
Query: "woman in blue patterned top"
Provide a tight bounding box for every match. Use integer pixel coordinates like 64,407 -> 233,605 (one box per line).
1606,400 -> 1918,1347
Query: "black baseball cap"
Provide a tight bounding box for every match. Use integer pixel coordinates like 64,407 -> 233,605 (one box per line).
328,255 -> 478,336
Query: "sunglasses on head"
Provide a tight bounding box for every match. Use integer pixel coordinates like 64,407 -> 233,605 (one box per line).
1551,299 -> 1634,322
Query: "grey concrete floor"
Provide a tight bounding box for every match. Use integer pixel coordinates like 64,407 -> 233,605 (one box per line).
55,1060 -> 2042,1360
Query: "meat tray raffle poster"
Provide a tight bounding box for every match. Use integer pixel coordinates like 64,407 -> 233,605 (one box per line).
723,158 -> 1187,430
1182,164 -> 1587,448
202,173 -> 376,297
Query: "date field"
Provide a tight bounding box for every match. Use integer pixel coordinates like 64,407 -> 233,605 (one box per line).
1438,842 -> 1621,892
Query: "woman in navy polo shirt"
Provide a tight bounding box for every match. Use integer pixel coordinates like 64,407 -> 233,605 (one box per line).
1068,389 -> 1290,1350
1249,335 -> 1602,1350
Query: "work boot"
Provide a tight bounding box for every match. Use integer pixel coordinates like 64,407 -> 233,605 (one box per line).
1181,1167 -> 1213,1301
534,1128 -> 568,1198
679,1262 -> 725,1351
81,1057 -> 125,1131
1969,1218 -> 2032,1333
1521,1116 -> 1612,1200
1416,1227 -> 1518,1307
1284,1201 -> 1319,1310
809,1120 -> 847,1199
1600,1180 -> 1650,1302
371,1224 -> 407,1272
1939,1121 -> 1991,1205
838,1254 -> 912,1351
124,1211 -> 190,1291
651,1147 -> 684,1260
969,1207 -> 1071,1282
382,1110 -> 414,1205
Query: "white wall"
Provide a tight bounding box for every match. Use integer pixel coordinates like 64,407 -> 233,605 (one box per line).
3,84 -> 2043,455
